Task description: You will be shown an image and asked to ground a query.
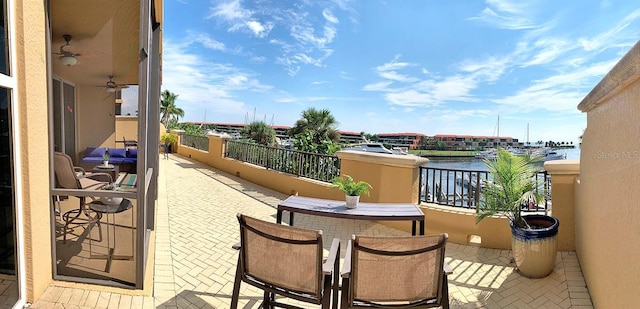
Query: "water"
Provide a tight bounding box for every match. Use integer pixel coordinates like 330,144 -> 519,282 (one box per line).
425,148 -> 580,171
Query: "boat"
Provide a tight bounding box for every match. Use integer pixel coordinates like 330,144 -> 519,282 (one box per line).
342,143 -> 409,155
531,148 -> 566,161
474,149 -> 497,160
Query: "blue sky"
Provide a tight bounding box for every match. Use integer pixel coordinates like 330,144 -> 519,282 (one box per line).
127,0 -> 640,144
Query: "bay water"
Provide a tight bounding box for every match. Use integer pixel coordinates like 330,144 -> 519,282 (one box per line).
424,148 -> 581,171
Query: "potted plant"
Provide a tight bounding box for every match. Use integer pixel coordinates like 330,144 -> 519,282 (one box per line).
99,183 -> 122,205
102,151 -> 110,166
331,174 -> 372,209
476,148 -> 559,278
160,132 -> 178,154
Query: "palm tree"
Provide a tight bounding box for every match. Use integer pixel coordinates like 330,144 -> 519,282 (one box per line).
241,121 -> 276,146
288,108 -> 340,143
477,148 -> 545,228
160,90 -> 184,127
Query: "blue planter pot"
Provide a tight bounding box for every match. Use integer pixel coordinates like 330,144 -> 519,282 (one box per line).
510,215 -> 560,278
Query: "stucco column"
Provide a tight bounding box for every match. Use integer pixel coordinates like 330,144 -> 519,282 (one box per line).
544,160 -> 580,251
335,151 -> 429,204
169,129 -> 184,153
208,133 -> 231,161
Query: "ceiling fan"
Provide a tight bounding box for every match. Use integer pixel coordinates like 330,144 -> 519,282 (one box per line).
53,34 -> 82,66
103,75 -> 129,93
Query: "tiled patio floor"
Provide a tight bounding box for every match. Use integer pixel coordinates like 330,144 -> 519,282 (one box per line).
31,154 -> 593,309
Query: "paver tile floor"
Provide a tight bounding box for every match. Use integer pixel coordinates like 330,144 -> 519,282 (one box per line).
31,154 -> 592,309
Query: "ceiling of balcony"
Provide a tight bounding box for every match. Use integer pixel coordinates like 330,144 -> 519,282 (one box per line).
49,0 -> 141,89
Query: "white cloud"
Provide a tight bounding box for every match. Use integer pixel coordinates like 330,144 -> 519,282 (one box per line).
246,20 -> 274,38
206,1 -> 351,75
492,59 -> 618,112
160,39 -> 273,121
378,71 -> 418,83
191,33 -> 226,51
209,0 -> 252,21
362,81 -> 392,91
521,38 -> 570,67
322,9 -> 339,24
468,0 -> 537,30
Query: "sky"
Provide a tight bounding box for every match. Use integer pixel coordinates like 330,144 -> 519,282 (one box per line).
122,0 -> 640,144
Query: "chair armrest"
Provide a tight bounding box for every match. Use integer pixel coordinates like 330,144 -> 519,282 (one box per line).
81,172 -> 113,183
340,239 -> 353,278
232,242 -> 241,250
74,167 -> 86,174
443,262 -> 453,275
322,238 -> 340,274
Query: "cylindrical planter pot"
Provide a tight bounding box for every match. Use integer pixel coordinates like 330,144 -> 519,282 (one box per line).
510,215 -> 559,278
345,195 -> 360,209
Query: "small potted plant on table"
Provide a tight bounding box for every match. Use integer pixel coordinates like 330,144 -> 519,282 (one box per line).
331,174 -> 372,209
476,148 -> 559,278
102,151 -> 110,166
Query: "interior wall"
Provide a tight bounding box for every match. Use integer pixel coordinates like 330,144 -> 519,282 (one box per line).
576,43 -> 640,308
115,116 -> 139,145
76,86 -> 116,155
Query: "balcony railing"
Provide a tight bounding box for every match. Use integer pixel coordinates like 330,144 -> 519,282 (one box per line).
419,166 -> 551,213
224,140 -> 340,182
181,134 -> 209,151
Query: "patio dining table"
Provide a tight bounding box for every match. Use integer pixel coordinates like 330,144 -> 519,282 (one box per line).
277,195 -> 425,235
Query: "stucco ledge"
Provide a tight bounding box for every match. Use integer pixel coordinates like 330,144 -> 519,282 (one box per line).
544,159 -> 580,175
336,150 -> 429,168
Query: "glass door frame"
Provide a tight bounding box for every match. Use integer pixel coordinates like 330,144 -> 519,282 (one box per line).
1,0 -> 27,307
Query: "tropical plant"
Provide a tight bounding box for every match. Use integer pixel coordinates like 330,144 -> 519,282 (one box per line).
288,108 -> 341,143
160,90 -> 184,128
241,121 -> 277,146
331,174 -> 372,197
476,148 -> 545,229
293,129 -> 339,154
176,122 -> 206,136
160,132 -> 178,145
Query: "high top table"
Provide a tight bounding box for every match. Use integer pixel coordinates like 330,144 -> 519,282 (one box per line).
277,195 -> 425,236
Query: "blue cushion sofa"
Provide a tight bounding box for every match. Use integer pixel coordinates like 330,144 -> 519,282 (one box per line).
82,147 -> 137,169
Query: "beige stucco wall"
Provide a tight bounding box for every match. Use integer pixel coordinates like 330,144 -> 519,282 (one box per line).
115,116 -> 139,145
576,40 -> 640,308
77,86 -> 118,154
15,1 -> 53,302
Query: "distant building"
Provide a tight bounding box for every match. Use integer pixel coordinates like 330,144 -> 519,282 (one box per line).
338,130 -> 365,144
377,133 -> 426,150
191,122 -> 291,140
432,134 -> 524,150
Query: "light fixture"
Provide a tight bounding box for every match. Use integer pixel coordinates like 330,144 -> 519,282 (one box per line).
59,55 -> 77,66
106,87 -> 116,93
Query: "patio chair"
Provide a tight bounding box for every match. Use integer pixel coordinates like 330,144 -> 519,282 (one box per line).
340,233 -> 452,309
53,151 -> 113,243
123,136 -> 137,148
231,213 -> 341,309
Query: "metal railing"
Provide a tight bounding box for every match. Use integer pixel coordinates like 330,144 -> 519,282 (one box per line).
224,140 -> 340,182
181,134 -> 209,151
419,166 -> 551,213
